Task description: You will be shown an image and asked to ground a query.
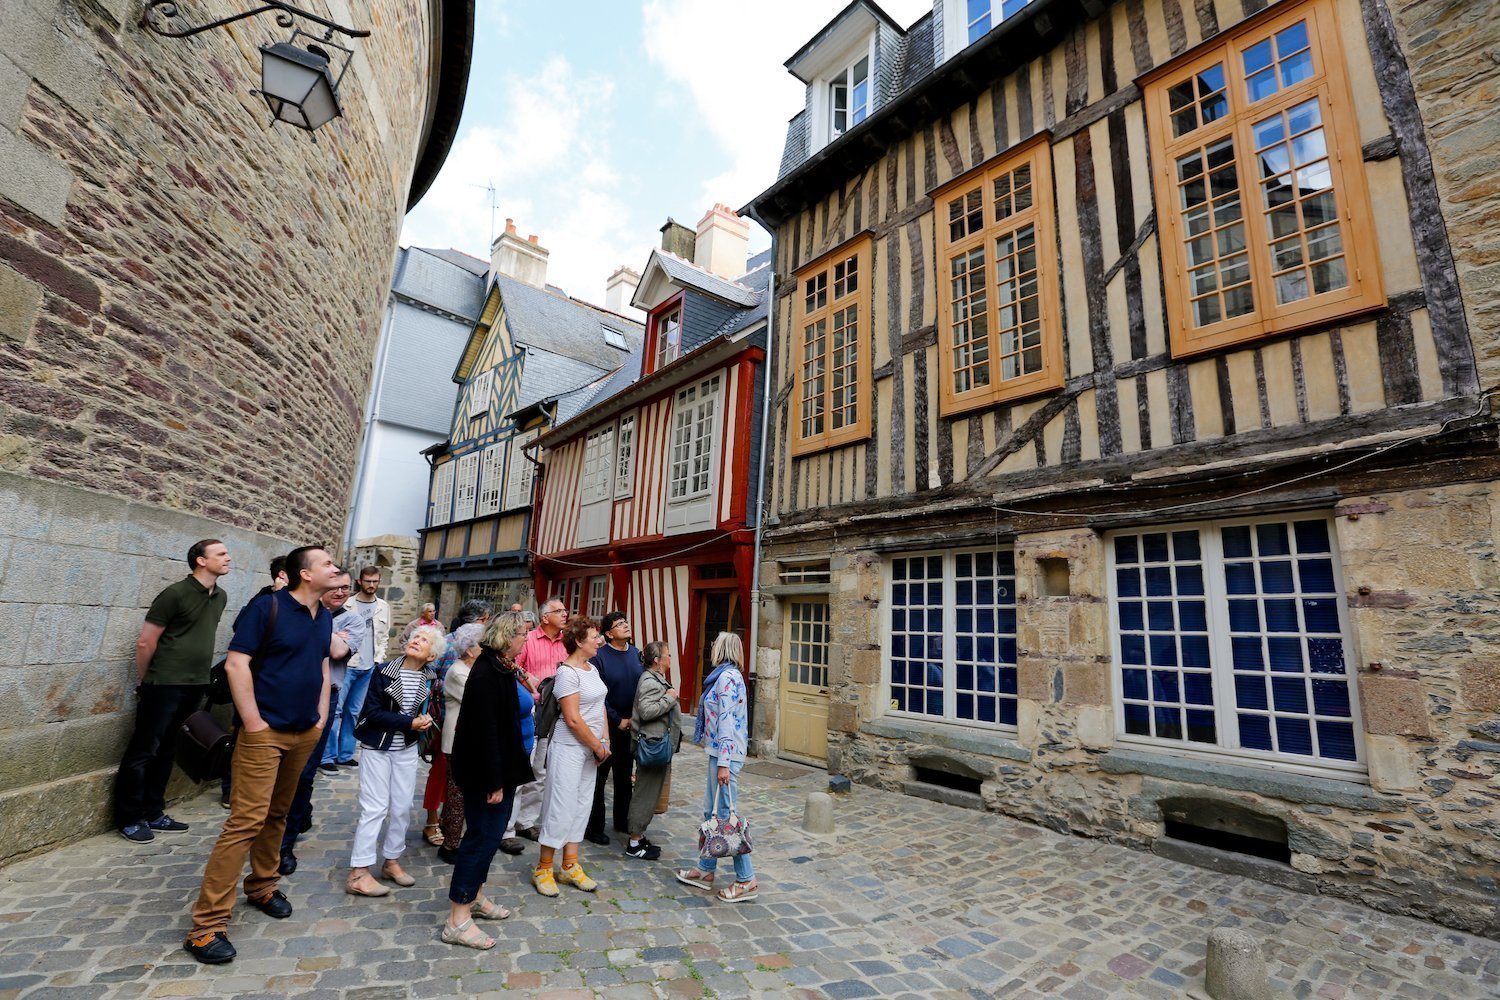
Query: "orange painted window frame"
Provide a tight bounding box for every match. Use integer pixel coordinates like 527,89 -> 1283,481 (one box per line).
1143,0 -> 1384,359
791,233 -> 873,458
933,133 -> 1065,416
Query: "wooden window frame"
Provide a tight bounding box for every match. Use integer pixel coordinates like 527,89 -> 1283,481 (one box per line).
503,431 -> 535,511
614,413 -> 636,499
429,460 -> 455,527
934,134 -> 1065,416
648,294 -> 685,374
580,425 -> 616,506
476,443 -> 503,517
1143,0 -> 1384,359
468,369 -> 494,419
791,233 -> 873,457
452,451 -> 480,522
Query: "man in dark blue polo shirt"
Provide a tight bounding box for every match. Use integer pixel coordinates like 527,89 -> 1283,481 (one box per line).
185,545 -> 339,965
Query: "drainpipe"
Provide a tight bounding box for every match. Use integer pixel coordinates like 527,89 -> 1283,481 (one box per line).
343,258 -> 406,557
743,215 -> 777,756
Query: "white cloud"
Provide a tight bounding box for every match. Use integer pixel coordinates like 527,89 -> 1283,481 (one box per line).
401,55 -> 645,305
641,0 -> 933,212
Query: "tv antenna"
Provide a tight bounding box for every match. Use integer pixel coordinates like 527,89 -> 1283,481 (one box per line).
469,180 -> 498,246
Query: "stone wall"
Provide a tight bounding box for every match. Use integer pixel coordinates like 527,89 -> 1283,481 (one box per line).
0,472 -> 290,862
0,0 -> 441,861
765,481 -> 1500,936
346,533 -> 420,655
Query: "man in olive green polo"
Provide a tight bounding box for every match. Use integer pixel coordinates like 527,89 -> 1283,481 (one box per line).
114,539 -> 232,843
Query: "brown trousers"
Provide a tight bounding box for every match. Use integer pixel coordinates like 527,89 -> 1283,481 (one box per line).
189,725 -> 319,937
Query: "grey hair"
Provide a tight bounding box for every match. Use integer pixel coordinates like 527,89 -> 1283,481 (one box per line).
450,622 -> 485,659
409,623 -> 448,662
480,611 -> 529,654
452,599 -> 493,630
710,631 -> 743,671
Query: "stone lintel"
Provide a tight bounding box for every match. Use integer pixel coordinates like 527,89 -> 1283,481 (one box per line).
863,717 -> 1032,762
1100,749 -> 1406,812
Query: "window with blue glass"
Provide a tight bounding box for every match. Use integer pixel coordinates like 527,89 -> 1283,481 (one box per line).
1110,516 -> 1360,768
966,0 -> 1035,44
888,549 -> 1018,727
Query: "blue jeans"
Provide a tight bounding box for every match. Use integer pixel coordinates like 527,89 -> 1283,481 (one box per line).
696,756 -> 753,883
325,666 -> 374,764
449,788 -> 515,904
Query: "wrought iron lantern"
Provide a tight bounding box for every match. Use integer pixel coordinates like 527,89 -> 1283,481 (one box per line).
140,1 -> 370,134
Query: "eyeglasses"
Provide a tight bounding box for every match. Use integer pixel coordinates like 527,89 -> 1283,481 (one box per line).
329,585 -> 351,592
545,609 -> 567,617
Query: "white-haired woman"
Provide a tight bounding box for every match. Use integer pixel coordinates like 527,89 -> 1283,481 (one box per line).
675,632 -> 757,902
346,624 -> 446,897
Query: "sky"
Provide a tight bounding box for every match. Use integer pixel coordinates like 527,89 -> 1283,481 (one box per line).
399,0 -> 934,307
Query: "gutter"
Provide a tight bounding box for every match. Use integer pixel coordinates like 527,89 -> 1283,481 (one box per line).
742,208 -> 778,700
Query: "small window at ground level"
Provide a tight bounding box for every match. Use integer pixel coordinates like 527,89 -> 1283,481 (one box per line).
1109,514 -> 1361,768
780,561 -> 832,585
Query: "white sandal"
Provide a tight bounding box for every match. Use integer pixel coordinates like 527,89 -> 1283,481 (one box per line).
441,917 -> 495,950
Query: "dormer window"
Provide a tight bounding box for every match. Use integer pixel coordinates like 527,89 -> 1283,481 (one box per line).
602,326 -> 627,350
962,0 -> 1033,46
654,305 -> 682,369
830,55 -> 870,139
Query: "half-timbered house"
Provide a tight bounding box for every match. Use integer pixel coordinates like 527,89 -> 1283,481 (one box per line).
530,206 -> 769,706
419,222 -> 643,614
747,0 -> 1499,933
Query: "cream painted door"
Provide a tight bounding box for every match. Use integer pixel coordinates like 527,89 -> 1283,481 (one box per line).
780,599 -> 830,764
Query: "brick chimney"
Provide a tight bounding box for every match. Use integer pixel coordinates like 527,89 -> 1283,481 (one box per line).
491,217 -> 550,288
605,265 -> 641,313
659,217 -> 696,261
694,203 -> 750,279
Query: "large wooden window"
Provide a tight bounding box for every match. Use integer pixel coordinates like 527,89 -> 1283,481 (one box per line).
653,304 -> 682,371
934,135 -> 1064,414
429,461 -> 455,527
476,443 -> 503,517
792,235 -> 872,456
669,375 -> 721,501
1144,0 -> 1382,357
452,451 -> 480,522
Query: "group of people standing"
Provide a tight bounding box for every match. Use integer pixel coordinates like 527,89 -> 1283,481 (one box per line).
111,538 -> 759,966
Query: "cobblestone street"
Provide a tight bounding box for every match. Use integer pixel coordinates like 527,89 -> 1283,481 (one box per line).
1,744 -> 1497,1000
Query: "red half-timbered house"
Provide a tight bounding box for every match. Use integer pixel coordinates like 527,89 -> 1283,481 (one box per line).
530,206 -> 769,705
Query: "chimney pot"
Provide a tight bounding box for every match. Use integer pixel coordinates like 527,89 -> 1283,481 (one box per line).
505,218 -> 516,235
528,234 -> 538,245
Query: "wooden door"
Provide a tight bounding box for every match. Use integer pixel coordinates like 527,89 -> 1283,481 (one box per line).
692,589 -> 742,704
780,598 -> 830,763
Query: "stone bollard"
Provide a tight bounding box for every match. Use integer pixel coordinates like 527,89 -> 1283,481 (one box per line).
1204,927 -> 1273,1000
802,791 -> 836,835
828,775 -> 852,793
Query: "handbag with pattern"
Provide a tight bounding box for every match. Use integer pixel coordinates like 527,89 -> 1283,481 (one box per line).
698,782 -> 752,859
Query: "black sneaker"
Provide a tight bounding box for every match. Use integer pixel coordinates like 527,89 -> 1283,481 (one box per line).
219,790 -> 231,809
246,889 -> 293,919
498,837 -> 526,855
516,826 -> 539,841
624,841 -> 661,860
120,823 -> 154,843
584,830 -> 610,846
278,850 -> 298,876
184,931 -> 236,964
318,762 -> 339,773
339,758 -> 359,768
147,814 -> 189,833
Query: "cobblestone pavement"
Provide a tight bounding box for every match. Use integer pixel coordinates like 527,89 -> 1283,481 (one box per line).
1,743 -> 1497,999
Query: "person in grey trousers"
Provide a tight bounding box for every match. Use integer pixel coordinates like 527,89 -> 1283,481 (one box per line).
622,641 -> 680,860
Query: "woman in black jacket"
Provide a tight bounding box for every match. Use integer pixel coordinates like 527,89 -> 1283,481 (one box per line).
441,612 -> 535,950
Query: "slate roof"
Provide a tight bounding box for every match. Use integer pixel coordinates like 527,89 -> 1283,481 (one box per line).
774,9 -> 938,180
514,349 -> 612,413
393,247 -> 487,319
710,250 -> 773,339
493,274 -> 644,371
650,251 -> 761,308
417,247 -> 490,277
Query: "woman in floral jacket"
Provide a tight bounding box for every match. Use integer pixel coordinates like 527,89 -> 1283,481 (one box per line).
674,632 -> 757,902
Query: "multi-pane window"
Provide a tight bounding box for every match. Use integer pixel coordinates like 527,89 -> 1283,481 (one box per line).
966,0 -> 1033,43
468,369 -> 494,419
587,576 -> 607,619
793,236 -> 871,456
830,53 -> 870,139
785,600 -> 830,689
780,561 -> 832,585
935,136 -> 1063,413
669,376 -> 720,501
429,460 -> 455,527
503,432 -> 535,510
580,426 -> 616,505
1109,515 -> 1361,772
887,549 -> 1018,727
614,414 -> 636,498
452,451 -> 480,522
653,305 -> 682,370
476,443 -> 504,516
1145,0 -> 1382,357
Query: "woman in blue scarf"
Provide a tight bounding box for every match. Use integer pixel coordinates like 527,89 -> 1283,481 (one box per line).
675,632 -> 757,902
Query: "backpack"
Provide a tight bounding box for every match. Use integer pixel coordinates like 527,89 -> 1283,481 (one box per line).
207,592 -> 280,705
532,665 -> 569,740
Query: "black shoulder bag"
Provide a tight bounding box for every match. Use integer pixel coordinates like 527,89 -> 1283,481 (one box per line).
179,595 -> 280,782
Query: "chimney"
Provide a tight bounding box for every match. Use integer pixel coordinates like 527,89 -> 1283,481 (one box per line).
659,217 -> 696,261
605,265 -> 641,313
491,217 -> 550,288
694,203 -> 751,279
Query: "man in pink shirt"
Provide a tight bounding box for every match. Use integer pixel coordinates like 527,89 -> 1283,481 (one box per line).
508,598 -> 569,843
